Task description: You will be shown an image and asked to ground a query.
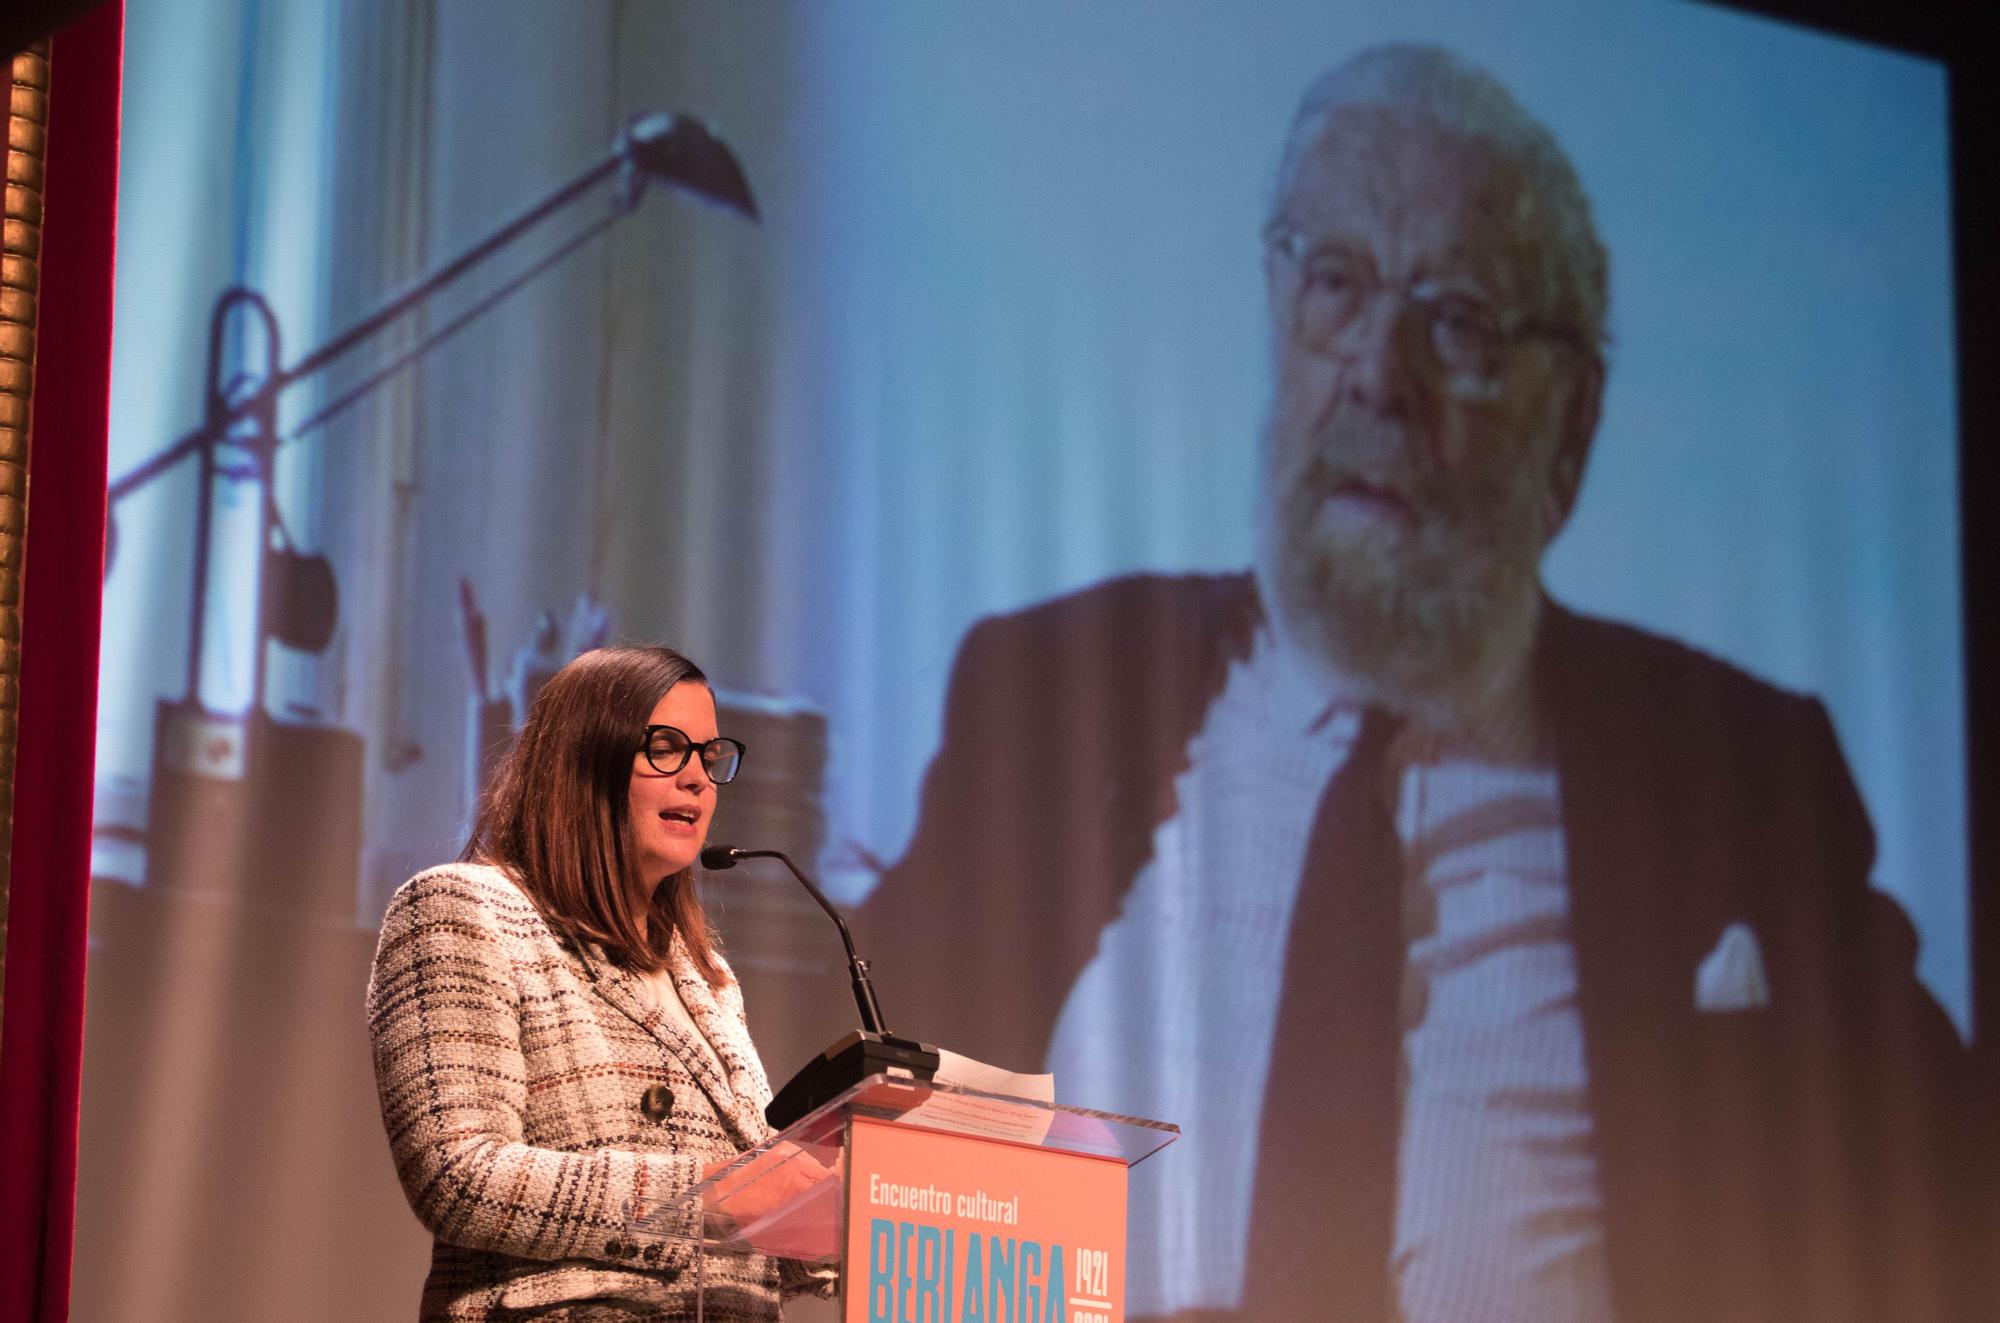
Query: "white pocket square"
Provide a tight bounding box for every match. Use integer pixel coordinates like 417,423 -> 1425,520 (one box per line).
1695,921 -> 1770,1011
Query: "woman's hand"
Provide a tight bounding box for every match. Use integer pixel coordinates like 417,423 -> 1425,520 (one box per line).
701,1141 -> 839,1227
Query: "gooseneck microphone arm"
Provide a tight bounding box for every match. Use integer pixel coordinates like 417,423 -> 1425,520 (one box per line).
700,844 -> 888,1036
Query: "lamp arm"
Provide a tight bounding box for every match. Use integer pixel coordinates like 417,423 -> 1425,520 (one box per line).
108,142 -> 625,502
283,155 -> 621,386
106,111 -> 756,507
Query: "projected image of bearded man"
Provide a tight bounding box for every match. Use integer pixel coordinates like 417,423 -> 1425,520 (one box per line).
860,43 -> 1987,1323
1256,96 -> 1596,725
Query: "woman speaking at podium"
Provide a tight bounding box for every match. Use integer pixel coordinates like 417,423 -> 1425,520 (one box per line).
367,645 -> 827,1320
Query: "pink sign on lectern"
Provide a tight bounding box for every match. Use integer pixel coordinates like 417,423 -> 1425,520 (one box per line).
844,1115 -> 1128,1323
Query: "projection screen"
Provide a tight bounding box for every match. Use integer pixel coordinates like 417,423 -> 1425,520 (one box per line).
81,2 -> 1984,1320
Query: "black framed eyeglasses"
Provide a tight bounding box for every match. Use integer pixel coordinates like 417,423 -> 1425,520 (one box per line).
640,725 -> 745,785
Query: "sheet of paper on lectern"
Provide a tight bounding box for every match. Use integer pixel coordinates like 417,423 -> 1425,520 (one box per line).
891,1049 -> 1056,1145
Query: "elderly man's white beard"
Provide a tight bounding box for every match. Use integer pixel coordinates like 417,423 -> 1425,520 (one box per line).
1253,410 -> 1547,725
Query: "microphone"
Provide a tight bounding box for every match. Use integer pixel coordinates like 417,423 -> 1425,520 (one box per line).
701,842 -> 939,1128
700,843 -> 886,1034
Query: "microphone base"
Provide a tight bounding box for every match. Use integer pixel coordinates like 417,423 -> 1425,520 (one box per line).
765,1030 -> 939,1131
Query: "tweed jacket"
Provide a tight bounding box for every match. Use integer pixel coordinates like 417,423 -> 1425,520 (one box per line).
367,862 -> 829,1321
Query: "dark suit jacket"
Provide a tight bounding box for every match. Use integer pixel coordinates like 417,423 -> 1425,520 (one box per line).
859,571 -> 1993,1323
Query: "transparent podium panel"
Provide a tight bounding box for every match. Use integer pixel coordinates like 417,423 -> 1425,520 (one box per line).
626,1071 -> 1179,1263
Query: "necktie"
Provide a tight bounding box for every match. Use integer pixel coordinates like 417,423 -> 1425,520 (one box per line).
1240,707 -> 1406,1320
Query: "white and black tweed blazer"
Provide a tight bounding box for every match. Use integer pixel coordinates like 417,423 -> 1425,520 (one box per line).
367,863 -> 827,1321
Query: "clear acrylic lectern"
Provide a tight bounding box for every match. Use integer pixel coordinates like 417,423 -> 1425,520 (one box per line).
628,1072 -> 1178,1321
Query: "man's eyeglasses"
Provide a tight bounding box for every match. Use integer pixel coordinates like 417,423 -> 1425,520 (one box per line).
640,725 -> 745,785
1264,223 -> 1588,393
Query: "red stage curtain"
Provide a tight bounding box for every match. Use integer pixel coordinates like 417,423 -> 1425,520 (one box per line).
0,4 -> 122,1320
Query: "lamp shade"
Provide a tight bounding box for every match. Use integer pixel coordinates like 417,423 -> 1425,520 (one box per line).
621,113 -> 759,221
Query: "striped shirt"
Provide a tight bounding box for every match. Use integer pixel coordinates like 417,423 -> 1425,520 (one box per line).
1044,625 -> 1615,1321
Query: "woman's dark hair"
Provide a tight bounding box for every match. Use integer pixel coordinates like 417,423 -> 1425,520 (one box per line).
463,644 -> 726,987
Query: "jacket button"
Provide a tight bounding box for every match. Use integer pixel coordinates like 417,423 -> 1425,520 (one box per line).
640,1084 -> 673,1122
604,1238 -> 626,1258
